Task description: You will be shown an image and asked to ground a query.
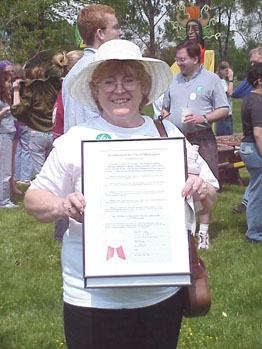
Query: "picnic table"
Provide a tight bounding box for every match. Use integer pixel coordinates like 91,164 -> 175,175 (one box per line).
216,134 -> 245,185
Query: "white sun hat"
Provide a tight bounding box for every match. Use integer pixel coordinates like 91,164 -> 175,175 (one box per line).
67,39 -> 172,108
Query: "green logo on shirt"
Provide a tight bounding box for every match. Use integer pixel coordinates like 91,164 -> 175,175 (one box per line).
196,86 -> 203,92
96,133 -> 112,140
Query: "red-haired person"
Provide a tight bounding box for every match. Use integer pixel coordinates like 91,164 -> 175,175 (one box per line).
63,4 -> 122,133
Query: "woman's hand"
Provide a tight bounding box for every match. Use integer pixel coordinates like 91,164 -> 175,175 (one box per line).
12,79 -> 22,91
182,175 -> 216,215
24,189 -> 86,223
60,192 -> 86,223
182,175 -> 209,201
0,106 -> 10,120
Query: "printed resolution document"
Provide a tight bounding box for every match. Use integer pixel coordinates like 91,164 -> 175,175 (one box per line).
81,137 -> 191,288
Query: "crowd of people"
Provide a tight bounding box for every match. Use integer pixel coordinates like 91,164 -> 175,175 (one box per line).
1,3 -> 261,348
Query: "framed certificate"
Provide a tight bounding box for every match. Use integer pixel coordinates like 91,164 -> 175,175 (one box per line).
81,137 -> 191,288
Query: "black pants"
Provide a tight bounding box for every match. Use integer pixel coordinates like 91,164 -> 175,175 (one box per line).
64,289 -> 184,349
187,128 -> 218,180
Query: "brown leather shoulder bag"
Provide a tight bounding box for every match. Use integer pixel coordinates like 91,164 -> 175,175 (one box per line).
154,117 -> 211,317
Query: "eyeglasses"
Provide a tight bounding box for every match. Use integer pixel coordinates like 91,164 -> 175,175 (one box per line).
101,24 -> 121,31
175,58 -> 187,64
98,77 -> 140,92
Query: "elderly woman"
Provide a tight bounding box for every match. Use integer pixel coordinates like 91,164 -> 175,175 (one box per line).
240,63 -> 262,243
24,40 -> 218,348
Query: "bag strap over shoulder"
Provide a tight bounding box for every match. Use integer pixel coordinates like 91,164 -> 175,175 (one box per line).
154,115 -> 211,318
154,116 -> 169,138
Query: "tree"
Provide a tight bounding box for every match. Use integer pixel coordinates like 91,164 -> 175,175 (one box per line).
210,0 -> 238,61
236,0 -> 262,44
0,0 -> 87,65
211,0 -> 262,59
209,0 -> 262,79
121,0 -> 231,59
2,0 -> 261,72
121,1 -> 179,58
0,0 -> 132,65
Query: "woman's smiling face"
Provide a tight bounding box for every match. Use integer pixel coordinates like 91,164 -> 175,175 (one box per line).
90,60 -> 151,127
97,72 -> 143,125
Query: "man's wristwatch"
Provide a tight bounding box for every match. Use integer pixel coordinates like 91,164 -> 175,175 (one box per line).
202,115 -> 209,125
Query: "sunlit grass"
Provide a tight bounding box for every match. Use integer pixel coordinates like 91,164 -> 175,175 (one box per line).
0,188 -> 64,348
1,104 -> 261,348
178,169 -> 262,348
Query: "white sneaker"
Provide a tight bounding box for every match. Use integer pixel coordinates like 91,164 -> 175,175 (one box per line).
198,230 -> 210,249
0,201 -> 19,209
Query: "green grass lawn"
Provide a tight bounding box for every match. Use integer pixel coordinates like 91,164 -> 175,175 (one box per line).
1,172 -> 261,349
232,98 -> 243,134
1,103 -> 261,348
178,171 -> 262,349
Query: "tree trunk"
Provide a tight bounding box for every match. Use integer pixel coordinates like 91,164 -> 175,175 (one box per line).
148,5 -> 156,58
223,9 -> 232,60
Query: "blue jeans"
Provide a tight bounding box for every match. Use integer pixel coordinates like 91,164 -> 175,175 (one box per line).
216,115 -> 233,136
28,129 -> 53,175
0,132 -> 15,206
240,142 -> 262,241
14,124 -> 34,181
242,184 -> 249,206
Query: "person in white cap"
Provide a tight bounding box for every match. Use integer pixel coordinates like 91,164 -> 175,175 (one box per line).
63,4 -> 122,133
24,39 -> 218,349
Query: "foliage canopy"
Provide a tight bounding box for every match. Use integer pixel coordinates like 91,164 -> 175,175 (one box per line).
1,0 -> 262,78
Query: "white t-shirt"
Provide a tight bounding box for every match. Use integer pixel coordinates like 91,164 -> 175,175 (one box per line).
30,115 -> 218,309
152,94 -> 164,120
220,78 -> 233,115
62,48 -> 99,133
